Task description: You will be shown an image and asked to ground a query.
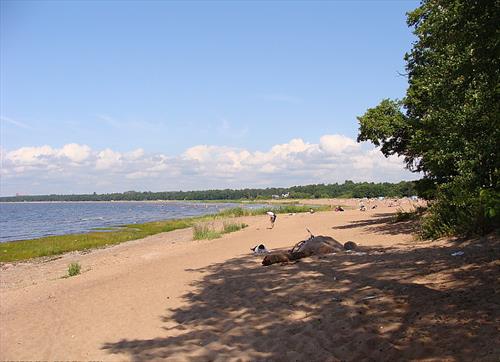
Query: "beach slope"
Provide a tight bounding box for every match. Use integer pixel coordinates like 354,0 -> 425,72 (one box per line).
1,202 -> 498,361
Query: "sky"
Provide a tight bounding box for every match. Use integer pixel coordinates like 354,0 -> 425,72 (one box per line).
0,0 -> 421,196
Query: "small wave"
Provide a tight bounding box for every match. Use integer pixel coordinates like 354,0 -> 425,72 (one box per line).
80,216 -> 105,221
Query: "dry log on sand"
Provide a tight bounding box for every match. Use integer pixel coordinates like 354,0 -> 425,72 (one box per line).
262,234 -> 357,266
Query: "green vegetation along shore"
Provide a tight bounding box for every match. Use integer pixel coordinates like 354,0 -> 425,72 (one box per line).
0,205 -> 329,263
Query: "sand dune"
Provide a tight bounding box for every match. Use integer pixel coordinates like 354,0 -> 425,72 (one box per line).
1,201 -> 498,361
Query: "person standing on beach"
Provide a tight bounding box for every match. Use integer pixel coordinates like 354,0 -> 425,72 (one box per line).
266,211 -> 277,229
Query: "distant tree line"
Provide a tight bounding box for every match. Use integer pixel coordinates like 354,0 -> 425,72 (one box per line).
0,180 -> 417,202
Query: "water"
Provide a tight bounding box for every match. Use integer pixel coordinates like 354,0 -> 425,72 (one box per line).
0,201 -> 262,242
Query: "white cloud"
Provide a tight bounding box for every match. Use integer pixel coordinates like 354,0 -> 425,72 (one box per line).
5,143 -> 91,167
96,149 -> 122,170
58,143 -> 91,163
6,145 -> 57,165
183,145 -> 212,163
260,163 -> 277,173
125,148 -> 145,161
269,138 -> 313,158
1,135 -> 420,195
319,134 -> 359,155
126,171 -> 152,179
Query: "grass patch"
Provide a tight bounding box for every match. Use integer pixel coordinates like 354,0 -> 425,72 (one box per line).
193,221 -> 248,240
91,227 -> 121,231
193,223 -> 222,240
212,204 -> 330,218
67,262 -> 81,277
0,204 -> 321,262
223,221 -> 247,233
0,218 -> 193,263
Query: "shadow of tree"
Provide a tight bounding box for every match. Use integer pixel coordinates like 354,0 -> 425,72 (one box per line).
332,213 -> 419,236
102,235 -> 499,361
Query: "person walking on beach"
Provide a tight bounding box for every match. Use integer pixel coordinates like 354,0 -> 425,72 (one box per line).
266,211 -> 277,229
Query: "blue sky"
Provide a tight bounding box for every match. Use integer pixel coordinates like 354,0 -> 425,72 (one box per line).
1,0 -> 420,195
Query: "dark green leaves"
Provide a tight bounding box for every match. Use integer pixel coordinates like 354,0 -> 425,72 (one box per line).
357,0 -> 500,237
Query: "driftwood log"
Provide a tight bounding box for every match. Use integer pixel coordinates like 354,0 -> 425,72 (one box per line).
262,235 -> 357,266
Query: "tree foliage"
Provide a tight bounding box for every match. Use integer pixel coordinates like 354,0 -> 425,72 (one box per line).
357,0 -> 500,237
0,181 -> 417,202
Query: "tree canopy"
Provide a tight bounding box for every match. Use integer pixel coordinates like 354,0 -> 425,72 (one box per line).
0,181 -> 417,202
357,0 -> 499,236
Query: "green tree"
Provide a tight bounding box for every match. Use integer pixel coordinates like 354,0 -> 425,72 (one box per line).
357,0 -> 500,237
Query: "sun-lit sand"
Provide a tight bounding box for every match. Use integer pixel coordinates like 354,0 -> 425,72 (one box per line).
1,199 -> 498,361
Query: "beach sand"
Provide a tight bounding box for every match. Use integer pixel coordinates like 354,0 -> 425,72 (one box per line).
1,200 -> 498,361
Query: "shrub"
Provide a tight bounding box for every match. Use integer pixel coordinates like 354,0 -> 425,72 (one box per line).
420,179 -> 499,239
193,223 -> 221,240
393,209 -> 416,223
393,206 -> 427,223
68,262 -> 81,277
223,222 -> 248,233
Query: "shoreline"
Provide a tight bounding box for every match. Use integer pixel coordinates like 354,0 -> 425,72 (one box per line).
0,199 -> 254,204
0,197 -> 410,205
0,204 -> 330,263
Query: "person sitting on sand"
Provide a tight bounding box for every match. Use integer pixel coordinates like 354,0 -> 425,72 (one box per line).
266,211 -> 277,228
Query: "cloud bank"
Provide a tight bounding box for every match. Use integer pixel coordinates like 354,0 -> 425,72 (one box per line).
1,135 -> 419,195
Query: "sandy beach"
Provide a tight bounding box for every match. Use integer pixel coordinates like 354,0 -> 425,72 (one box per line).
1,200 -> 498,361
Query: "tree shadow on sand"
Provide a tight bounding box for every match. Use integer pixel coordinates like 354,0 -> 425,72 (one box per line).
332,213 -> 419,236
102,235 -> 499,361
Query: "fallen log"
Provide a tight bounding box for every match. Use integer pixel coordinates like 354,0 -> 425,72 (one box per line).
262,235 -> 357,266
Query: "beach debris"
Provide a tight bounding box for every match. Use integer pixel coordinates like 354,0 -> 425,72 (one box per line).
360,295 -> 380,301
309,208 -> 315,214
251,244 -> 269,255
262,231 -> 359,266
335,206 -> 344,212
343,241 -> 357,251
345,251 -> 367,256
451,251 -> 465,256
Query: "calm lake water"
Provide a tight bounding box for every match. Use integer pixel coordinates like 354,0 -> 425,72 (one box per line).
0,201 -> 262,242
